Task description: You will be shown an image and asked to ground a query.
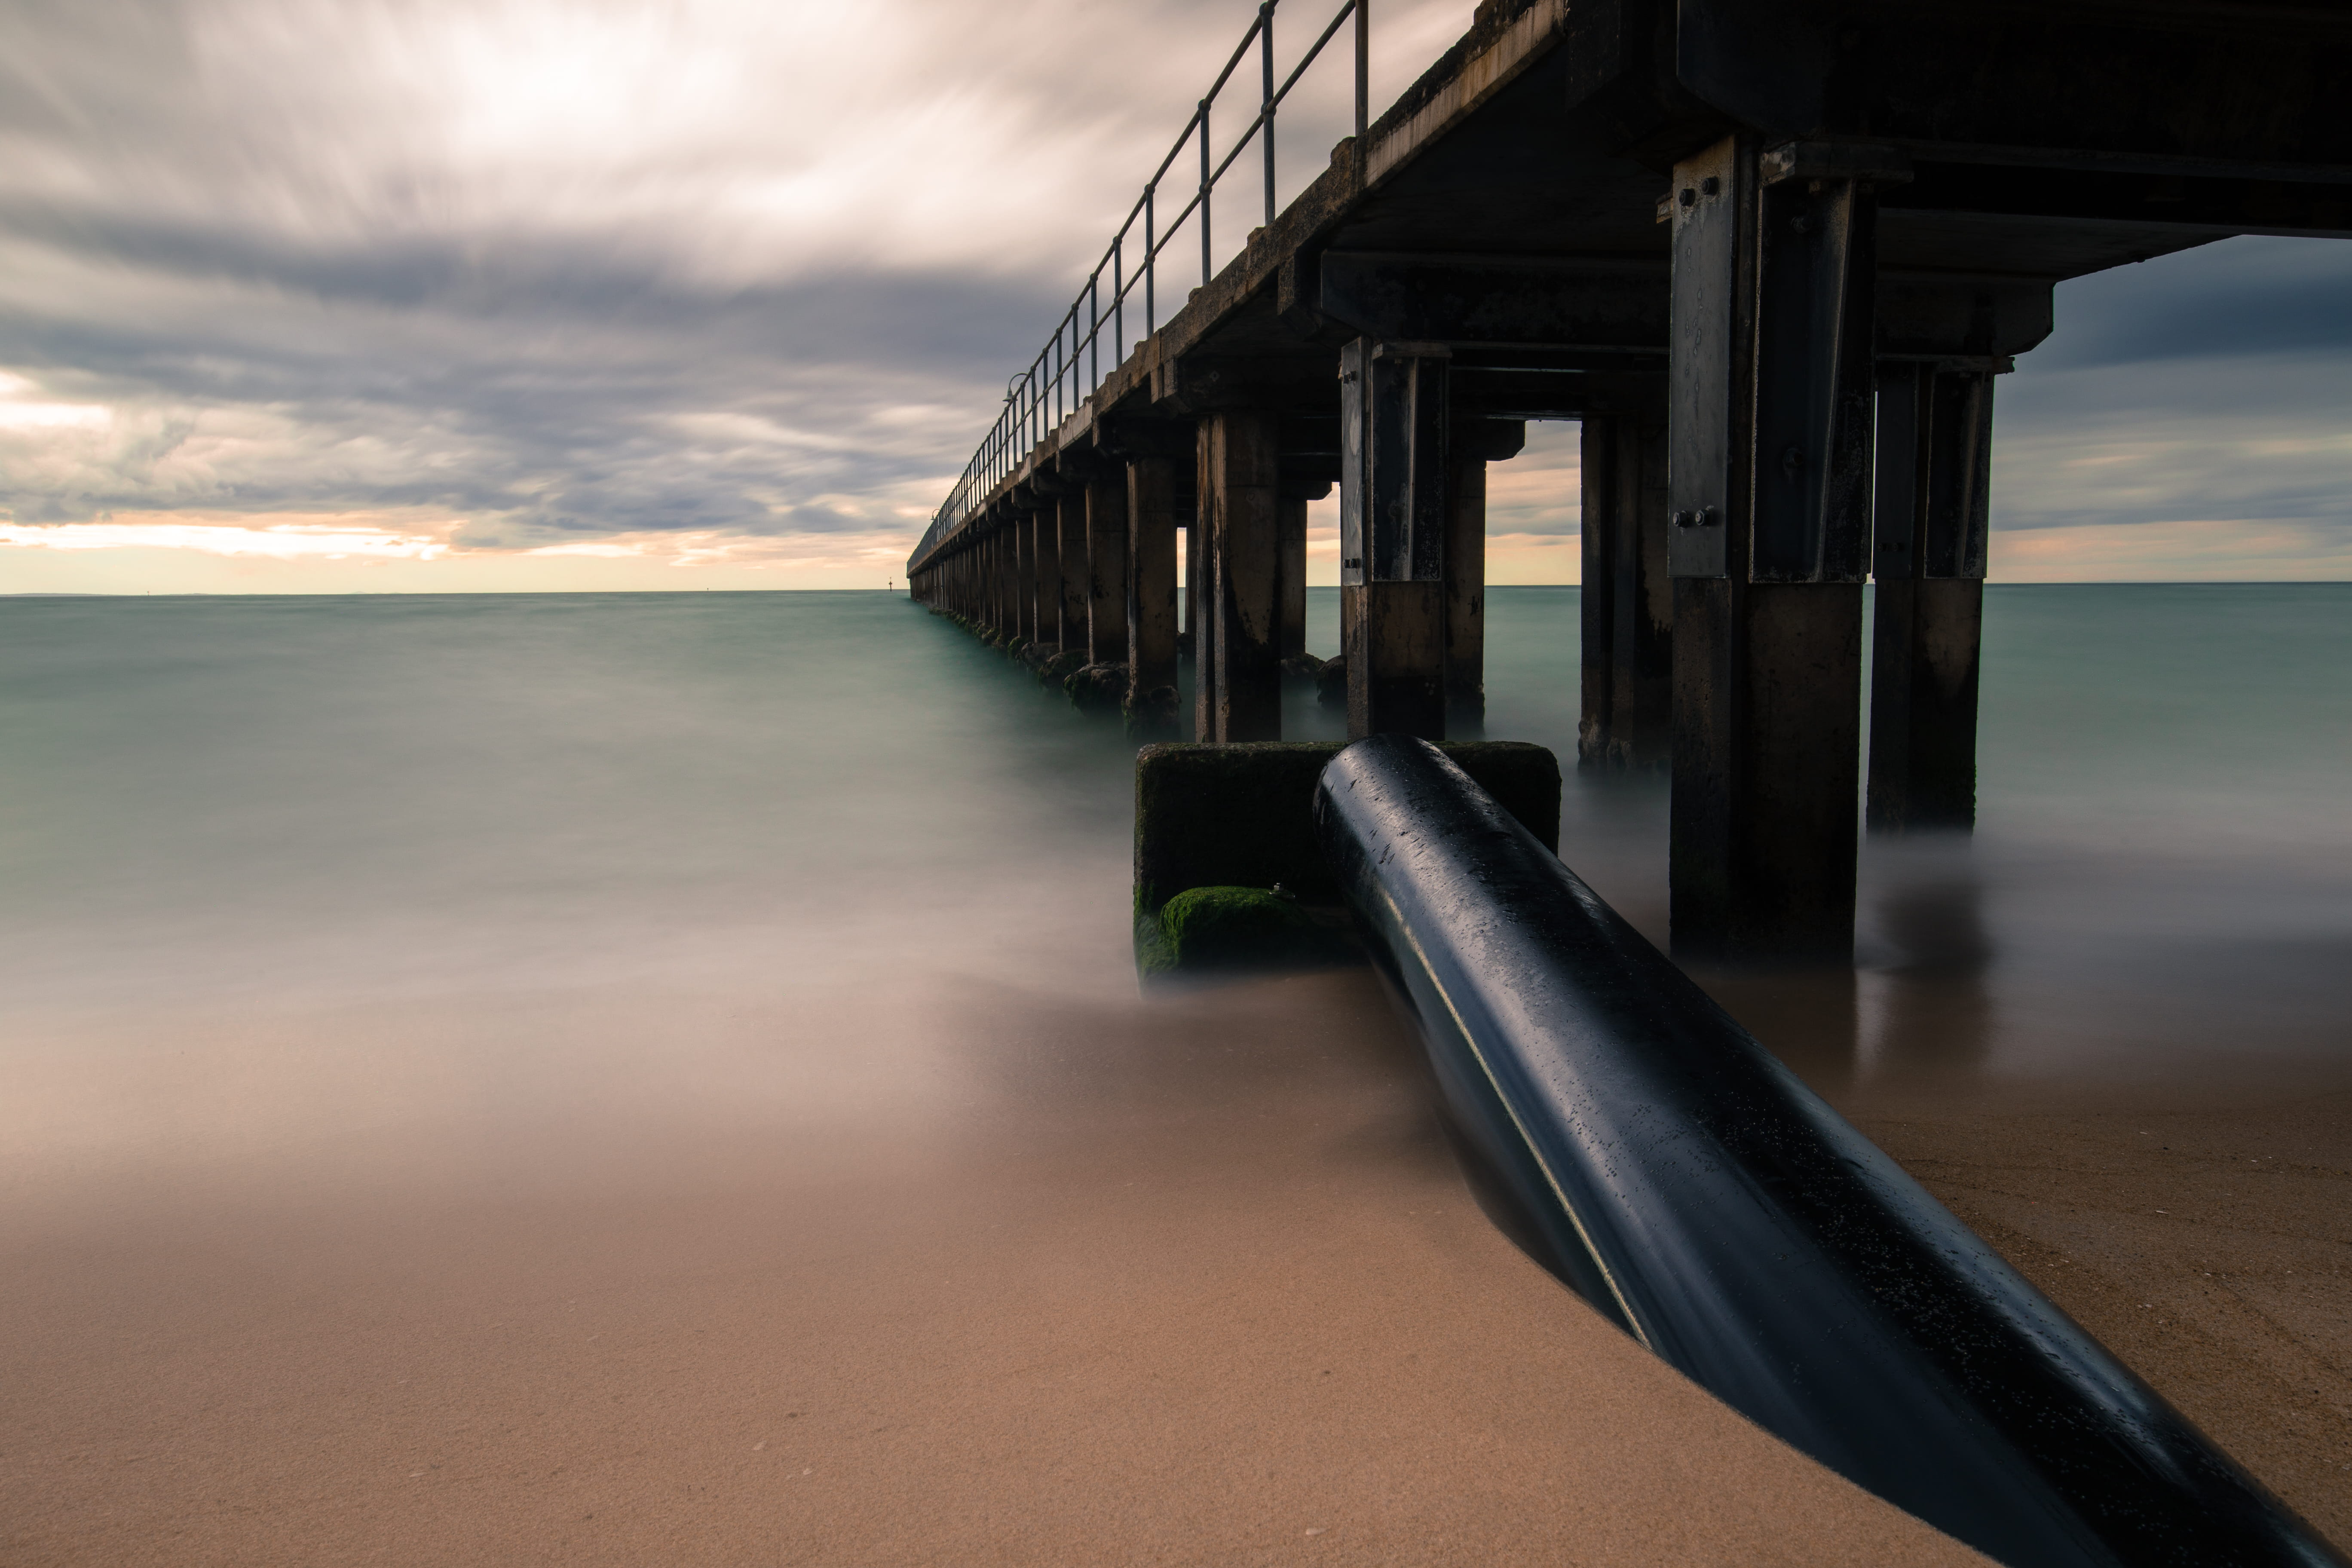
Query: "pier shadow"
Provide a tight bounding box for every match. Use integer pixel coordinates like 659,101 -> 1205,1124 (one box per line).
1858,835 -> 1996,1086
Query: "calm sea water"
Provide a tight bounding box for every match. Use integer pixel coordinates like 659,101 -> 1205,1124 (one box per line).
3,584 -> 2347,1170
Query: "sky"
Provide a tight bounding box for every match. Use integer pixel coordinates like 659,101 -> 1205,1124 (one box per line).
1,0 -> 2348,594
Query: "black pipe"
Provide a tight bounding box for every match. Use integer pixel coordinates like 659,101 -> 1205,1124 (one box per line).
1313,735 -> 2344,1568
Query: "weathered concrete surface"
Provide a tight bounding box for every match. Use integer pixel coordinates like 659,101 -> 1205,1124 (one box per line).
1065,661 -> 1128,714
1134,740 -> 1560,916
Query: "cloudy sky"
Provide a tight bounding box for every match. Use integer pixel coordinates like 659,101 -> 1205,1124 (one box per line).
1,0 -> 2347,592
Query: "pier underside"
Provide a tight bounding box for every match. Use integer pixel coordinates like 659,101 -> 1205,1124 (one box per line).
912,0 -> 2352,961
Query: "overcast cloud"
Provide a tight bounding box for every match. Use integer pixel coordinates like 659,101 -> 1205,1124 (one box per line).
0,0 -> 2346,588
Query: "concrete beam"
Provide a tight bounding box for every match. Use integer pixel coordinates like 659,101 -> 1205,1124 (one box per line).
1320,251 -> 1669,349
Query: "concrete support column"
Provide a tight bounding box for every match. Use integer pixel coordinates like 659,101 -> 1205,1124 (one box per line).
1186,520 -> 1210,739
1184,512 -> 1203,640
992,524 -> 1011,634
1578,402 -> 1673,769
1126,455 -> 1181,730
1035,505 -> 1063,649
1277,495 -> 1309,659
1870,362 -> 1994,833
1666,135 -> 1887,963
1196,410 -> 1283,742
1443,419 -> 1524,725
1087,471 -> 1128,666
1057,489 -> 1088,652
1443,455 -> 1486,720
1011,522 -> 1030,644
1341,337 -> 1451,740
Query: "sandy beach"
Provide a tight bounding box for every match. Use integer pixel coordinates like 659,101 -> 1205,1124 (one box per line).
5,957 -> 2345,1564
4,968 -> 2001,1567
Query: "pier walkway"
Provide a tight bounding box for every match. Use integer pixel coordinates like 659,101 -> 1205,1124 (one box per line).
907,0 -> 2352,962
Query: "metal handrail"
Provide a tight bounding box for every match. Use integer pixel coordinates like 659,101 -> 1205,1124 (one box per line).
911,0 -> 1369,569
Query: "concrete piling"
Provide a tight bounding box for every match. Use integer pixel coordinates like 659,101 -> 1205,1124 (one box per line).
1578,402 -> 1672,771
1087,469 -> 1128,667
1198,410 -> 1283,742
1277,494 -> 1308,661
1033,500 -> 1062,650
1057,487 -> 1088,655
1340,337 -> 1451,741
1666,135 -> 1883,963
1125,454 -> 1181,731
1869,363 -> 1994,834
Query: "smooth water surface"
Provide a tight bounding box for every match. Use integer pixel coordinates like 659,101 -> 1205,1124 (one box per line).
3,584 -> 2349,1179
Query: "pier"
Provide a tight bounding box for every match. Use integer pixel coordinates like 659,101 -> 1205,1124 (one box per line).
908,0 -> 2352,962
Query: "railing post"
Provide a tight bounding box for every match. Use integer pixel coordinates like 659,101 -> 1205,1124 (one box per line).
1199,102 -> 1213,289
1145,187 -> 1156,334
1354,0 -> 1368,141
1261,3 -> 1277,229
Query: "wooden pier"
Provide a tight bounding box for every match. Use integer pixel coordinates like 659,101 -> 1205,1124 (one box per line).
908,0 -> 2352,962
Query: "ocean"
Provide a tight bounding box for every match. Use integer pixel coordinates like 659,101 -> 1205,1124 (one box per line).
3,585 -> 2347,1562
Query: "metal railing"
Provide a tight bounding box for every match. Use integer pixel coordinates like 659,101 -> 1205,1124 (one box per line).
912,0 -> 1369,568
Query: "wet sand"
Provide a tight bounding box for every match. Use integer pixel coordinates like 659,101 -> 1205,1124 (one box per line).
1703,962 -> 2352,1553
0,969 -> 1991,1566
1850,1087 -> 2352,1547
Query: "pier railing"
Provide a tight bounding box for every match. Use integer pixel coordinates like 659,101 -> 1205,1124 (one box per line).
913,0 -> 1369,567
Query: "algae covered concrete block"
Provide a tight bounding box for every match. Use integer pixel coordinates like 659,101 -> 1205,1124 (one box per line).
1155,886 -> 1337,971
1133,740 -> 1559,915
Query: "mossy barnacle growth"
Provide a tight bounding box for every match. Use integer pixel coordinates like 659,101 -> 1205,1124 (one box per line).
1152,885 -> 1340,973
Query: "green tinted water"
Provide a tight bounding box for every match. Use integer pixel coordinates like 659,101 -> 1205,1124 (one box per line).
3,586 -> 2347,1090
